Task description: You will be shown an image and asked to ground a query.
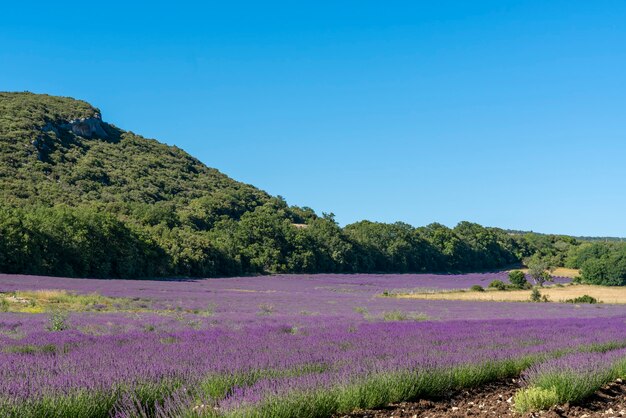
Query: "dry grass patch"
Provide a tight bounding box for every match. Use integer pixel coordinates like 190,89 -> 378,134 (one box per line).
514,267 -> 581,278
395,285 -> 626,304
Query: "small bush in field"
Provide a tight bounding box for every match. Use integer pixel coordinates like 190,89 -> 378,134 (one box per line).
258,303 -> 275,315
47,311 -> 69,331
530,288 -> 545,303
470,285 -> 484,292
488,280 -> 507,291
508,271 -> 529,289
353,306 -> 368,314
565,295 -> 599,304
381,310 -> 429,322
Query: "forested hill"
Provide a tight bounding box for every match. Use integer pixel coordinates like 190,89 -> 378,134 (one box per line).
0,92 -> 270,207
0,92 -> 614,281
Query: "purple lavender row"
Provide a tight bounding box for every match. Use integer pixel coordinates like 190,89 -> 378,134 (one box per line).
2,316 -> 626,415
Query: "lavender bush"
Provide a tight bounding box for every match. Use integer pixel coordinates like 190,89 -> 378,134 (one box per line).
515,346 -> 626,412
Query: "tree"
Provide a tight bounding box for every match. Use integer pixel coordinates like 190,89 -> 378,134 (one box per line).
530,288 -> 542,302
508,270 -> 528,289
526,256 -> 550,286
581,248 -> 626,286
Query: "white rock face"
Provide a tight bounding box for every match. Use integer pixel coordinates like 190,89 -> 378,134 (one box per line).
64,114 -> 108,138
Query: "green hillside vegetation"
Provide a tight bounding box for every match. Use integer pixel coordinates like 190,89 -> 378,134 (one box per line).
565,242 -> 626,286
0,92 -> 623,282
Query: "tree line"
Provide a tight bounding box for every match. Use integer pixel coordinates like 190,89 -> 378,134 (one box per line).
0,199 -> 534,279
2,198 -> 624,282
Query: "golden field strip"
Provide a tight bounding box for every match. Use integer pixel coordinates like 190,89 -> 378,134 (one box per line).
395,284 -> 626,304
515,267 -> 581,279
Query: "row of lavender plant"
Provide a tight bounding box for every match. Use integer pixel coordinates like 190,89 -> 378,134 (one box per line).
3,316 -> 626,417
514,345 -> 626,412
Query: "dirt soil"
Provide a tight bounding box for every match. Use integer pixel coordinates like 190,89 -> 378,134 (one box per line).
336,378 -> 626,418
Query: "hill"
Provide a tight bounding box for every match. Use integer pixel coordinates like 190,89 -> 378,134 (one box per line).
506,229 -> 625,242
0,92 -> 270,208
0,92 -> 551,279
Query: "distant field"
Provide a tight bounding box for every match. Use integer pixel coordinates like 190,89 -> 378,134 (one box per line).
395,284 -> 626,304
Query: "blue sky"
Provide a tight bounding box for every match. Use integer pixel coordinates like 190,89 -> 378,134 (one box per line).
2,1 -> 625,236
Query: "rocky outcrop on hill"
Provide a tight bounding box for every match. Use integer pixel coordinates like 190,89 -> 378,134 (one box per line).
61,115 -> 108,139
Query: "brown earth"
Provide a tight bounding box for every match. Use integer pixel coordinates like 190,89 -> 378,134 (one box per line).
336,378 -> 626,418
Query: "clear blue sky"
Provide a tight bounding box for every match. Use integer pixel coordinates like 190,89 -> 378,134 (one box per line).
2,1 -> 625,236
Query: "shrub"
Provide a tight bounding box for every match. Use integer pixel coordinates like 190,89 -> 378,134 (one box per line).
527,256 -> 551,286
258,303 -> 275,315
515,386 -> 560,413
381,310 -> 429,322
470,285 -> 485,292
508,271 -> 528,289
0,297 -> 9,312
488,280 -> 507,291
530,288 -> 543,303
47,311 -> 69,331
564,295 -> 599,304
382,310 -> 407,321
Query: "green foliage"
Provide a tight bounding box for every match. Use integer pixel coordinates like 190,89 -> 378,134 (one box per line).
345,221 -> 521,274
508,270 -> 528,289
526,255 -> 551,286
0,205 -> 165,278
565,242 -> 614,269
470,285 -> 485,292
529,288 -> 545,303
488,280 -> 507,291
514,386 -> 560,413
579,245 -> 626,286
564,295 -> 599,304
516,233 -> 578,267
47,310 -> 69,331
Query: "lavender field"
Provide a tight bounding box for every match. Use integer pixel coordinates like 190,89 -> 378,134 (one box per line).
1,272 -> 625,417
